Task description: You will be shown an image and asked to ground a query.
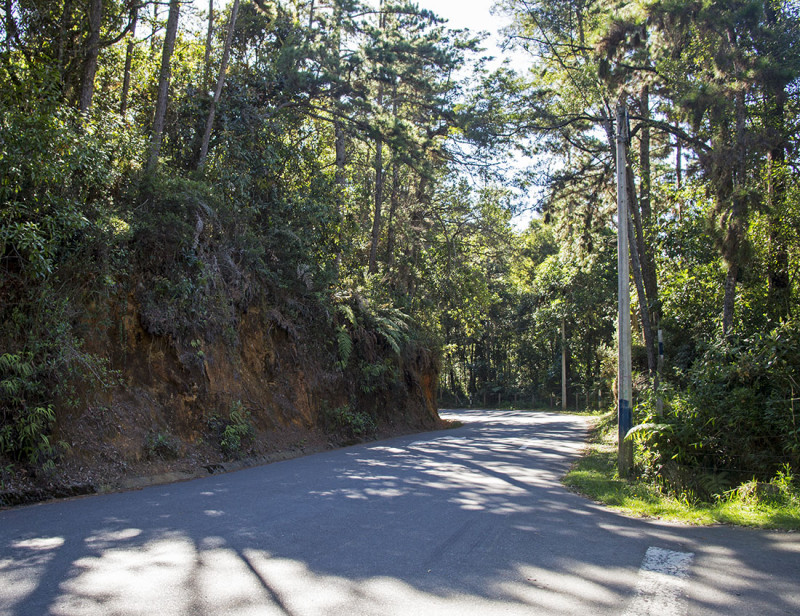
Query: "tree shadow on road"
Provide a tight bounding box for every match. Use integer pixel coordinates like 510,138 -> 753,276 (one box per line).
1,409 -> 799,615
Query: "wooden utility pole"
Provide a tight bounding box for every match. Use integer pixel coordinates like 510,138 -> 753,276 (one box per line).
616,101 -> 633,477
561,319 -> 567,411
656,329 -> 664,416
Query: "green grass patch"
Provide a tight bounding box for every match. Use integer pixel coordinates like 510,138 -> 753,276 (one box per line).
563,412 -> 800,530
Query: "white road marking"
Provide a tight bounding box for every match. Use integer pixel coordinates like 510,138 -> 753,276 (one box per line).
622,547 -> 694,616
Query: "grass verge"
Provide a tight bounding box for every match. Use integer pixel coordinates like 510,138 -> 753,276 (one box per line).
563,412 -> 800,530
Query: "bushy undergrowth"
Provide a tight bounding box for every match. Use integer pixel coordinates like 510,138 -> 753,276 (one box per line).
321,403 -> 377,440
565,412 -> 800,529
207,402 -> 256,460
629,321 -> 800,500
144,431 -> 182,461
0,103 -> 426,472
0,106 -> 123,468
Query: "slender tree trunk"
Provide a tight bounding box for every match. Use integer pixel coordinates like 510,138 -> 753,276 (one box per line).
405,176 -> 428,296
79,0 -> 102,113
307,0 -> 315,28
146,0 -> 181,175
56,0 -> 71,88
386,85 -> 400,269
197,0 -> 240,171
721,90 -> 748,335
764,1 -> 790,321
627,167 -> 656,377
386,160 -> 400,268
120,7 -> 139,116
4,0 -> 12,50
368,132 -> 384,274
767,129 -> 792,322
629,208 -> 657,376
367,4 -> 386,274
203,0 -> 215,89
151,0 -> 160,54
638,86 -> 659,327
333,119 -> 347,269
639,86 -> 651,222
722,264 -> 739,335
334,121 -> 347,190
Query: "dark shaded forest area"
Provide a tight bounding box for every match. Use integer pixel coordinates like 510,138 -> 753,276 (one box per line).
1,0 -> 799,500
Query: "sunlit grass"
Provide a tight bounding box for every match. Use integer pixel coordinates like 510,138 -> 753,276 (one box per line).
563,413 -> 800,530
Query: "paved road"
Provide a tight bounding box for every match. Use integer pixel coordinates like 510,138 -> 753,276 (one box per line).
1,409 -> 798,616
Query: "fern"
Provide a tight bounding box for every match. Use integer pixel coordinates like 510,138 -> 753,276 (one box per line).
336,304 -> 357,326
624,423 -> 674,442
0,353 -> 34,378
337,326 -> 353,368
373,312 -> 409,356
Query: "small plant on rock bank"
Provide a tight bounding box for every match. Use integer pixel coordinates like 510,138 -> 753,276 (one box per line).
207,401 -> 255,460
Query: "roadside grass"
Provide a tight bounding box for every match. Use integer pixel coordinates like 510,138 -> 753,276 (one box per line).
563,412 -> 800,530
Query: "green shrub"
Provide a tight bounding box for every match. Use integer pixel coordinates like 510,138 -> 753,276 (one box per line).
630,321 -> 800,499
322,404 -> 376,438
144,431 -> 181,460
207,401 -> 255,459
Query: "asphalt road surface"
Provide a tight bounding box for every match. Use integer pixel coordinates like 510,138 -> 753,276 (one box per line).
1,409 -> 798,615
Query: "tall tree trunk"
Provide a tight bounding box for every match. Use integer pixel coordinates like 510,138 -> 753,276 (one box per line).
203,0 -> 215,89
405,175 -> 428,297
333,119 -> 347,269
625,149 -> 656,376
766,86 -> 790,322
197,0 -> 240,171
764,6 -> 790,322
146,0 -> 181,175
386,160 -> 400,268
368,132 -> 384,274
56,0 -> 71,88
638,86 -> 659,328
334,121 -> 347,190
639,86 -> 652,222
721,90 -> 748,335
721,263 -> 739,335
150,0 -> 160,54
120,6 -> 139,116
367,3 -> 386,274
4,0 -> 13,50
386,85 -> 400,270
79,0 -> 102,113
628,203 -> 657,377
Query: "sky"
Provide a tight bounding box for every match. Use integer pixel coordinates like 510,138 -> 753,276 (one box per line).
419,0 -> 529,72
418,0 -> 538,228
420,0 -> 510,43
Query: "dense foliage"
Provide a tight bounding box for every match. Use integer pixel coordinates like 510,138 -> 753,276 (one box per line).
1,0 -> 799,499
488,0 -> 800,496
0,0 -> 499,466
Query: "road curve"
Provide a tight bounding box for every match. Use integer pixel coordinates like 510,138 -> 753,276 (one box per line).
1,409 -> 798,615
